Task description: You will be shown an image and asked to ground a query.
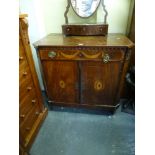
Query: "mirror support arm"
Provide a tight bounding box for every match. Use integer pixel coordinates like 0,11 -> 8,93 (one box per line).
64,0 -> 71,24
102,0 -> 108,24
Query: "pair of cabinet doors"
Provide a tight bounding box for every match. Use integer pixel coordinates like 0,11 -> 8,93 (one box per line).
40,51 -> 124,108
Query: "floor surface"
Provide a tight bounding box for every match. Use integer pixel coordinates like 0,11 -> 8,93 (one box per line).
30,106 -> 135,155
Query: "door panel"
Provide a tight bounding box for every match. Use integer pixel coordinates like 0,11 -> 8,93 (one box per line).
42,61 -> 79,104
81,61 -> 122,106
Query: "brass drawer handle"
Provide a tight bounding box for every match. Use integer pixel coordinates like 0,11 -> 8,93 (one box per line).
103,54 -> 110,63
48,51 -> 56,58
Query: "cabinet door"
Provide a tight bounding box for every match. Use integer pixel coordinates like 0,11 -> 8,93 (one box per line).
42,61 -> 79,104
81,61 -> 122,106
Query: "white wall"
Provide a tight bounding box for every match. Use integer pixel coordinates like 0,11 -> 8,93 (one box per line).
97,0 -> 131,33
19,0 -> 132,90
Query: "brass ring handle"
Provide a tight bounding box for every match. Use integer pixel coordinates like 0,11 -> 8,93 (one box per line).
103,54 -> 110,63
48,51 -> 56,58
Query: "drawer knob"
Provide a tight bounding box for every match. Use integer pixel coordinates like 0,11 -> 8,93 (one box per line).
32,100 -> 36,103
19,56 -> 24,60
103,54 -> 110,63
26,127 -> 30,131
67,28 -> 70,32
23,71 -> 28,76
27,86 -> 32,91
99,28 -> 103,32
48,51 -> 56,58
20,114 -> 25,118
35,112 -> 39,115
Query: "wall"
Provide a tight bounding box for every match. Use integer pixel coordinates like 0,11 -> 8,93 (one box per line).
19,0 -> 132,90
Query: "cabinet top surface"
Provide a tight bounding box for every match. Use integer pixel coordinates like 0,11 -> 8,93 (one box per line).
34,33 -> 134,48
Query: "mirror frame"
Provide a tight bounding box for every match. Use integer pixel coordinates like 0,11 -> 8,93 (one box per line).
70,0 -> 101,18
64,0 -> 108,24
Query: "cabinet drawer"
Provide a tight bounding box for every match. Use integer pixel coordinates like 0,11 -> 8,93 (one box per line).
39,49 -> 124,61
20,104 -> 40,145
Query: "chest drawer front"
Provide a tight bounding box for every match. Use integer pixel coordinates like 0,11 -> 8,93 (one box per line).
19,62 -> 31,82
19,79 -> 36,103
19,90 -> 38,120
39,49 -> 125,62
19,38 -> 27,62
20,104 -> 40,145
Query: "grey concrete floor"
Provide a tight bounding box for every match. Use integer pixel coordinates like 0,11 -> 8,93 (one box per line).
30,106 -> 135,155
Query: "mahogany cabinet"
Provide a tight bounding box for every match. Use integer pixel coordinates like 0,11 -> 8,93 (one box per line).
34,34 -> 134,112
19,14 -> 47,151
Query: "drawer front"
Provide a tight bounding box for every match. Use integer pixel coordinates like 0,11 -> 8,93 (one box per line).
19,78 -> 35,102
19,38 -> 27,63
62,24 -> 108,36
19,91 -> 38,123
20,104 -> 40,145
39,49 -> 124,61
19,62 -> 31,82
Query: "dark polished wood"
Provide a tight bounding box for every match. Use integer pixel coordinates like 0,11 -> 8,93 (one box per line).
19,14 -> 48,150
34,33 -> 134,112
42,61 -> 79,104
62,23 -> 108,36
34,33 -> 133,48
81,61 -> 122,106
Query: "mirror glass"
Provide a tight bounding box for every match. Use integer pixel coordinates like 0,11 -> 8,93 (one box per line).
71,0 -> 101,18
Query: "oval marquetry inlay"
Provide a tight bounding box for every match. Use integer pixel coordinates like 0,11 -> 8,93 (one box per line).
94,80 -> 104,91
59,80 -> 65,88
